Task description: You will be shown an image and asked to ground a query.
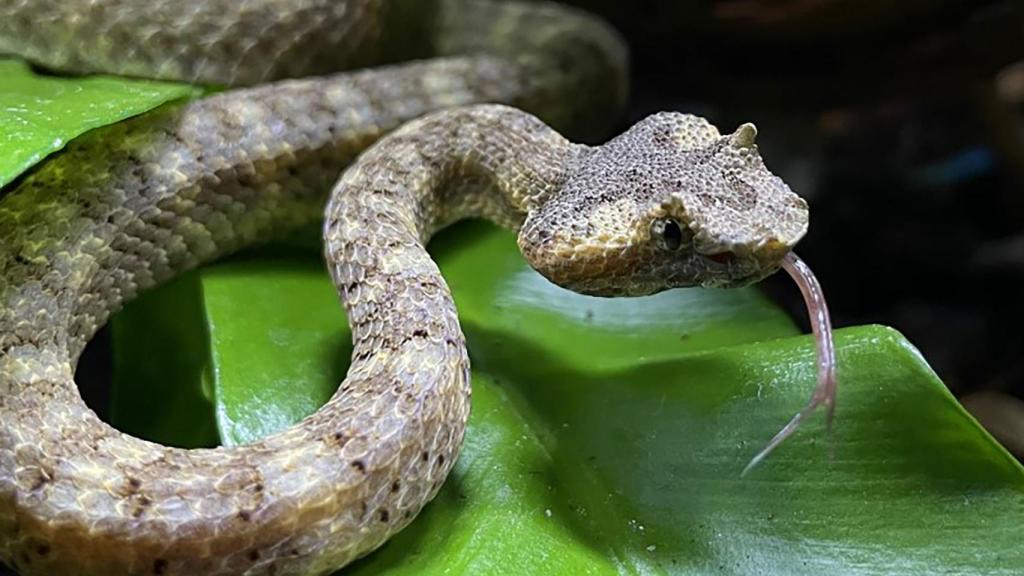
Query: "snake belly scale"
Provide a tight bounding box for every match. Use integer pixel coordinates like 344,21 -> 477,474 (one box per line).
0,1 -> 811,575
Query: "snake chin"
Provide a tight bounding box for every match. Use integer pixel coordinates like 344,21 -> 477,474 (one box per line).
518,111 -> 808,297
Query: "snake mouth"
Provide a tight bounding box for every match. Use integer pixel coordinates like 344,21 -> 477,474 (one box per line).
693,245 -> 784,288
704,237 -> 791,276
704,250 -> 736,265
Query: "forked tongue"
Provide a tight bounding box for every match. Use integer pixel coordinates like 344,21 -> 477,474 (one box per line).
742,252 -> 837,475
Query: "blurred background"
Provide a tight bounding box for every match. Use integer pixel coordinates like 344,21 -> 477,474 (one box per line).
559,0 -> 1024,457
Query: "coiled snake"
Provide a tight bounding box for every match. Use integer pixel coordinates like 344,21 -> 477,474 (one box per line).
0,1 -> 830,574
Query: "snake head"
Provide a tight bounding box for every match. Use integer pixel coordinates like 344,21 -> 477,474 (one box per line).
519,112 -> 809,296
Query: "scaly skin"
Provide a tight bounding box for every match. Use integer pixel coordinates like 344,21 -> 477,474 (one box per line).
0,2 -> 808,575
0,0 -> 627,139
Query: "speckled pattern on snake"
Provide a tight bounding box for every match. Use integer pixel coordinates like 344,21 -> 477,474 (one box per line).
0,1 -> 814,575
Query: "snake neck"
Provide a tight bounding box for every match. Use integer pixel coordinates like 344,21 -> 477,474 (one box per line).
325,103 -> 581,293
324,104 -> 581,343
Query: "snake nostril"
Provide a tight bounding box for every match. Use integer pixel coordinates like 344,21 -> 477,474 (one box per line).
760,239 -> 789,262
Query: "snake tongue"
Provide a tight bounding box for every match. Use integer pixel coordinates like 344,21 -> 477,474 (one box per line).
742,252 -> 837,476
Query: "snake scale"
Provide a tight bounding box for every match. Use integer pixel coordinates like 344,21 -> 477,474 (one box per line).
0,1 -> 817,575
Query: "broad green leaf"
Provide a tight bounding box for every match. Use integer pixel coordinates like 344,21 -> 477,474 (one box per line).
112,221 -> 1024,575
109,269 -> 219,448
0,59 -> 197,188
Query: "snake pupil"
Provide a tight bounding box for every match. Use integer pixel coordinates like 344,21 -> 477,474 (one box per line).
662,219 -> 683,251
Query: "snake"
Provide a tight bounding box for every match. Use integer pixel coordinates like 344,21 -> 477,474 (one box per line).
0,1 -> 829,575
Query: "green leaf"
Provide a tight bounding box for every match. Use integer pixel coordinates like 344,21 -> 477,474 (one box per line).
110,269 -> 219,449
0,59 -> 197,188
112,221 -> 1024,574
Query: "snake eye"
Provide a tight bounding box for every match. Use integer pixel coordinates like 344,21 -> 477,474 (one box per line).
651,218 -> 688,251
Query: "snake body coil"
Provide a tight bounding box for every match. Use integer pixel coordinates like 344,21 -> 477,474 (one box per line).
0,2 -> 809,575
